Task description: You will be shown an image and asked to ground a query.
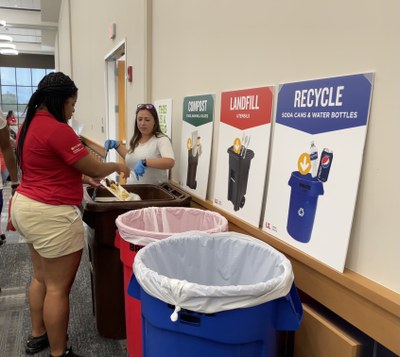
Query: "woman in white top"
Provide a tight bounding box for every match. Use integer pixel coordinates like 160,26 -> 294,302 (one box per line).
105,103 -> 175,184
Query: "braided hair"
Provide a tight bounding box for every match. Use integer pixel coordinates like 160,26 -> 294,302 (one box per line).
16,72 -> 78,172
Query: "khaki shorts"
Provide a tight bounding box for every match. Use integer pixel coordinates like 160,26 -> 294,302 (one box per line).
11,192 -> 84,258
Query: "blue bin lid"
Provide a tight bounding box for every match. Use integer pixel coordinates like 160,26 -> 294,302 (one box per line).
288,171 -> 324,196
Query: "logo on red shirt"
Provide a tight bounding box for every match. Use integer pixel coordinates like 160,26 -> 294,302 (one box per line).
71,143 -> 84,154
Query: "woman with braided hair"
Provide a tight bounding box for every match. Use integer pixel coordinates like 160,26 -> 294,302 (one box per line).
11,72 -> 131,357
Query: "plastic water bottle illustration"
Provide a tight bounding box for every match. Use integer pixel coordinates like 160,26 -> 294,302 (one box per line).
309,141 -> 318,178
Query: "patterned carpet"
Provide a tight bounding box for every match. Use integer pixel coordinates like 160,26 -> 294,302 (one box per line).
0,187 -> 127,357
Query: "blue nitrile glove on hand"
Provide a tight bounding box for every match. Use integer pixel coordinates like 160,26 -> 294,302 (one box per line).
104,139 -> 119,151
134,160 -> 147,180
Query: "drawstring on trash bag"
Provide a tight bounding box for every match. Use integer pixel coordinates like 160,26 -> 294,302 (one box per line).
170,306 -> 181,322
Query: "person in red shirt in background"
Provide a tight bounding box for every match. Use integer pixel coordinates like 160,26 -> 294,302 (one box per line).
0,150 -> 8,183
0,107 -> 19,245
6,110 -> 18,140
6,112 -> 17,141
0,151 -> 8,243
11,72 -> 131,357
6,110 -> 17,124
0,111 -> 17,189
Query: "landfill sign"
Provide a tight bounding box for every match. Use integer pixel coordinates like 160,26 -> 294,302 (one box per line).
214,86 -> 274,227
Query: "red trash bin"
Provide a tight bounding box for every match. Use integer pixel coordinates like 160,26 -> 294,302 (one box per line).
81,182 -> 191,339
115,207 -> 229,357
114,232 -> 143,356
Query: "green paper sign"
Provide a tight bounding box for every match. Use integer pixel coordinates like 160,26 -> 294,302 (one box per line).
183,95 -> 214,127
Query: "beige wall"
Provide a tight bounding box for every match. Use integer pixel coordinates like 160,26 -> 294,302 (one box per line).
58,0 -> 400,294
56,0 -> 72,75
60,0 -> 150,140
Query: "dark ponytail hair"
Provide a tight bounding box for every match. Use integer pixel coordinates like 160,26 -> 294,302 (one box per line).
16,72 -> 78,172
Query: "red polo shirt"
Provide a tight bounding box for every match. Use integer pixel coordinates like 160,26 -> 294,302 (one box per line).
17,111 -> 89,206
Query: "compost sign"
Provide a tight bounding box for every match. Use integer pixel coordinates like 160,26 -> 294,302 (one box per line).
179,94 -> 215,199
183,95 -> 214,126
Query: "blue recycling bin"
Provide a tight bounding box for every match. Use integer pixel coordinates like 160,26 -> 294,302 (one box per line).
128,232 -> 303,357
287,171 -> 324,243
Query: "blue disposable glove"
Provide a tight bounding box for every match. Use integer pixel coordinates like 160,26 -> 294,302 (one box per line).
104,139 -> 119,151
134,160 -> 147,180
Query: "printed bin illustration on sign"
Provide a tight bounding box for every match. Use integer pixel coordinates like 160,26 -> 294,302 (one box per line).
287,142 -> 333,243
227,142 -> 254,211
287,171 -> 324,243
186,130 -> 202,189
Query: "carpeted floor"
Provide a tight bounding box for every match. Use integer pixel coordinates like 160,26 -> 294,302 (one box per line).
0,208 -> 127,357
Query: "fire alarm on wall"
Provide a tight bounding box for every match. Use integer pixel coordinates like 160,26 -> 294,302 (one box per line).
109,23 -> 116,39
127,66 -> 133,82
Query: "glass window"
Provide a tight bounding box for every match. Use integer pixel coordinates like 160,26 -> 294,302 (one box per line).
0,68 -> 16,85
32,68 -> 46,86
17,104 -> 27,120
0,67 -> 53,124
1,86 -> 17,104
16,68 -> 32,86
2,104 -> 17,117
17,86 -> 33,104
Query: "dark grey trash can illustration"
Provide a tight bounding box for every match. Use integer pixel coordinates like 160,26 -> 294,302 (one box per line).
227,146 -> 255,211
186,148 -> 199,189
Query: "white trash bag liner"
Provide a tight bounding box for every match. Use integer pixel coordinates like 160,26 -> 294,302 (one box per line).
116,207 -> 228,246
133,231 -> 294,315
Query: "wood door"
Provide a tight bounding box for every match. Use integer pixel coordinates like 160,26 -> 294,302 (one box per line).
117,60 -> 126,183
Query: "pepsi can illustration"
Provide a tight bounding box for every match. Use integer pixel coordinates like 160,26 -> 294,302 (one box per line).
317,149 -> 333,182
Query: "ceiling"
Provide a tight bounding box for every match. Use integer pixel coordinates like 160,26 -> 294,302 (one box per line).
0,0 -> 61,55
